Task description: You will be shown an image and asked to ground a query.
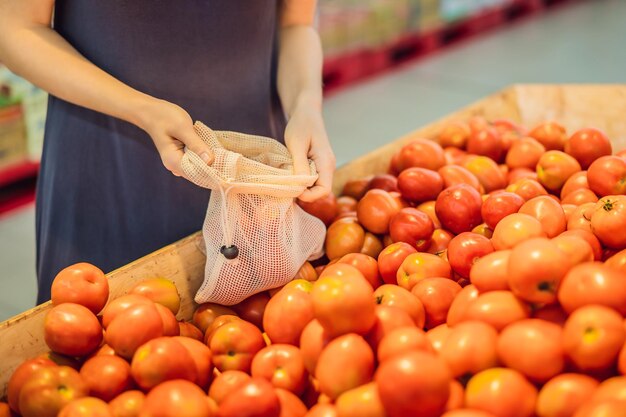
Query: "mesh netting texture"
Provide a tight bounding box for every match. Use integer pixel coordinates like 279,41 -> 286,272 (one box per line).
181,122 -> 325,305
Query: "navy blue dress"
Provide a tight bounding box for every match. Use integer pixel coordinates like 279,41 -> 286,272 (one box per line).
36,0 -> 286,303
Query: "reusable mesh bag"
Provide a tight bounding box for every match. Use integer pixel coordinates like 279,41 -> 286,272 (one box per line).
181,122 -> 325,305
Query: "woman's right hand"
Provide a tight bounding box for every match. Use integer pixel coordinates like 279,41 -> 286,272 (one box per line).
136,98 -> 214,176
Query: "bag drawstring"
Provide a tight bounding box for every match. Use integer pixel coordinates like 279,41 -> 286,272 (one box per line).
217,182 -> 239,261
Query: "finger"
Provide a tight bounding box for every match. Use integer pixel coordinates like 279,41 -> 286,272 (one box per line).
177,126 -> 214,165
300,151 -> 335,202
287,136 -> 312,176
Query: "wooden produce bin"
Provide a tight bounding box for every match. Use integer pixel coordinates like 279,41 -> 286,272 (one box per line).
1,84 -> 625,398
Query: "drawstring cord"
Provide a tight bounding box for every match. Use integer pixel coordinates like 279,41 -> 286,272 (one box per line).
217,181 -> 240,261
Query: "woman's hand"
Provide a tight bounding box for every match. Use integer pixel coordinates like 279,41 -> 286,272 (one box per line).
285,101 -> 336,202
136,98 -> 214,176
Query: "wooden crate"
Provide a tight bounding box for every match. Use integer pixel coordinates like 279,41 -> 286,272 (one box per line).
1,84 -> 625,397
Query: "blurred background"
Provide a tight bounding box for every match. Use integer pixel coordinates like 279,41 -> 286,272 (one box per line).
0,0 -> 623,320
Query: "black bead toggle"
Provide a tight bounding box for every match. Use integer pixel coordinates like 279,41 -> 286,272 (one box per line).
220,245 -> 239,259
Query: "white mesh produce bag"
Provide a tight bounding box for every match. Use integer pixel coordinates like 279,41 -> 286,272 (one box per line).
181,122 -> 325,305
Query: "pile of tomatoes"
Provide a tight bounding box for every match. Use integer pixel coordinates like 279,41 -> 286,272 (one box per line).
3,118 -> 626,417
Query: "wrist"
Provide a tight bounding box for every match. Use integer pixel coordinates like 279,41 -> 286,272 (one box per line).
126,92 -> 161,132
289,90 -> 322,117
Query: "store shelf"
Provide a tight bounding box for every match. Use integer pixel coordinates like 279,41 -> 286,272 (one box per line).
0,160 -> 39,188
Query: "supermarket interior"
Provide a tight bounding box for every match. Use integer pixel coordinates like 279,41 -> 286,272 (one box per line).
0,0 -> 624,322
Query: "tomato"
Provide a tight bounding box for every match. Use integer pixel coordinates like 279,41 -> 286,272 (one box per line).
44,303 -> 102,357
263,286 -> 313,345
311,264 -> 376,337
435,184 -> 483,234
141,380 -> 213,417
18,366 -> 89,417
210,320 -> 266,373
562,188 -> 598,206
427,324 -> 452,352
335,382 -> 385,417
130,337 -> 196,391
306,404 -> 337,417
447,232 -> 494,278
105,303 -> 163,360
51,263 -> 109,315
377,242 -> 417,285
463,156 -> 507,193
472,221 -> 494,237
427,229 -> 455,254
373,284 -> 426,327
377,327 -> 432,362
497,319 -> 564,382
108,390 -> 144,417
481,191 -> 525,229
357,189 -> 404,235
389,208 -> 434,251
565,128 -> 612,169
445,379 -> 465,412
529,121 -> 567,151
397,252 -> 452,291
417,200 -> 443,229
444,146 -> 469,165
591,195 -> 626,249
232,293 -> 269,329
57,397 -> 111,417
7,358 -> 56,414
316,334 -> 374,400
469,250 -> 511,292
462,291 -> 530,331
466,368 -> 537,417
506,137 -> 546,170
154,303 -> 179,337
397,167 -> 443,203
365,174 -> 398,193
558,262 -> 626,314
361,232 -> 384,259
192,303 -> 237,334
447,284 -> 479,326
336,196 -> 358,215
573,400 -> 626,417
552,233 -> 594,266
438,165 -> 482,192
208,370 -> 252,404
467,127 -> 504,162
561,171 -> 590,198
507,168 -> 537,185
492,213 -> 547,250
563,305 -> 626,371
536,373 -> 599,417
439,121 -> 471,149
204,315 -> 241,345
129,278 -> 180,315
173,336 -> 213,389
506,178 -> 549,201
536,150 -> 582,192
442,411 -> 497,417
364,305 -> 414,351
324,217 -> 366,260
587,155 -> 626,196
507,237 -> 570,304
606,248 -> 626,274
178,321 -> 203,341
37,352 -> 81,370
297,193 -> 338,227
79,355 -> 131,402
440,321 -> 498,380
376,351 -> 451,417
337,253 -> 382,289
592,376 -> 626,402
518,196 -> 567,237
397,138 -> 446,171
251,344 -> 307,395
567,202 -> 595,233
275,388 -> 307,417
411,278 -> 462,329
218,378 -> 281,417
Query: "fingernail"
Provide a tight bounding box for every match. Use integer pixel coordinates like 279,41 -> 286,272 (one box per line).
200,152 -> 211,164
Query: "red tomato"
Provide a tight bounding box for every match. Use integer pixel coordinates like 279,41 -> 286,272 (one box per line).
536,373 -> 599,417
210,320 -> 266,373
276,388 -> 307,417
491,213 -> 547,250
397,252 -> 452,291
377,242 -> 417,285
481,191 -> 525,229
366,174 -> 399,193
562,188 -> 598,205
536,150 -> 582,192
377,327 -> 432,362
497,319 -> 564,383
592,376 -> 626,402
342,176 -> 372,200
558,262 -> 626,314
337,253 -> 382,289
389,208 -> 434,251
154,303 -> 179,337
445,379 -> 465,412
442,411 -> 497,417
552,234 -> 594,266
438,121 -> 471,149
590,195 -> 626,249
130,337 -> 196,390
58,397 -> 111,417
44,303 -> 103,357
472,223 -> 493,238
178,321 -> 204,341
606,248 -> 626,274
324,217 -> 366,260
208,370 -> 252,405
532,304 -> 568,326
435,184 -> 483,235
469,250 -> 511,292
204,315 -> 241,345
563,305 -> 626,371
507,238 -> 570,304
336,196 -> 358,214
105,302 -> 164,360
298,194 -> 338,227
562,203 -> 577,221
412,278 -> 462,329
79,355 -> 131,402
357,189 -> 404,235
528,121 -> 567,151
192,302 -> 237,334
428,228 -> 455,254
361,232 -> 384,259
567,202 -> 595,233
306,404 -> 337,417
462,291 -> 530,331
427,324 -> 452,353
264,287 -> 313,346
417,200 -> 443,229
574,400 -> 626,417
467,127 -> 504,162
233,292 -> 269,330
565,127 -> 612,169
561,171 -> 590,198
587,155 -> 626,196
506,178 -> 549,201
376,351 -> 451,417
465,368 -> 537,417
447,232 -> 494,278
51,263 -> 109,315
173,336 -> 213,390
506,137 -> 546,170
440,321 -> 498,379
108,390 -> 145,417
519,196 -> 567,237
373,284 -> 426,327
311,264 -> 376,337
218,378 -> 280,417
316,334 -> 374,400
447,284 -> 479,326
140,380 -> 211,417
128,278 -> 180,315
251,344 -> 307,395
335,382 -> 385,417
463,156 -> 507,193
507,167 -> 538,184
397,167 -> 444,203
7,358 -> 56,414
397,138 -> 446,171
366,305 -> 415,350
438,165 -> 482,192
444,146 -> 469,165
299,319 -> 332,375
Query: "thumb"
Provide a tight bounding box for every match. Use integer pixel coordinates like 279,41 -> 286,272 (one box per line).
289,141 -> 311,176
178,126 -> 214,165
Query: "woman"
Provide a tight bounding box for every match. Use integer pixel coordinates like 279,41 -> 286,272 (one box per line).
0,0 -> 335,303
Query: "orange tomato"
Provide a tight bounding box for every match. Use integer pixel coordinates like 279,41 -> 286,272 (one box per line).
373,284 -> 425,327
397,252 -> 452,291
528,121 -> 567,151
558,262 -> 626,315
412,278 -> 462,329
462,291 -> 531,331
506,137 -> 546,170
536,373 -> 599,417
465,368 -> 537,417
357,189 -> 404,235
491,213 -> 547,250
440,321 -> 499,379
377,327 -> 432,362
447,284 -> 479,326
469,250 -> 511,292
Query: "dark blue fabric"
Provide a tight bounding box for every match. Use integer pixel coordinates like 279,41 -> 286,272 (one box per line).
36,0 -> 286,303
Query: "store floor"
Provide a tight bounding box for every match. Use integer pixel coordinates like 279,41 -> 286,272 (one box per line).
1,0 -> 624,321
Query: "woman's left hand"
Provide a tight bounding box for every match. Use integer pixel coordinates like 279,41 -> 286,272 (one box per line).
285,103 -> 336,202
